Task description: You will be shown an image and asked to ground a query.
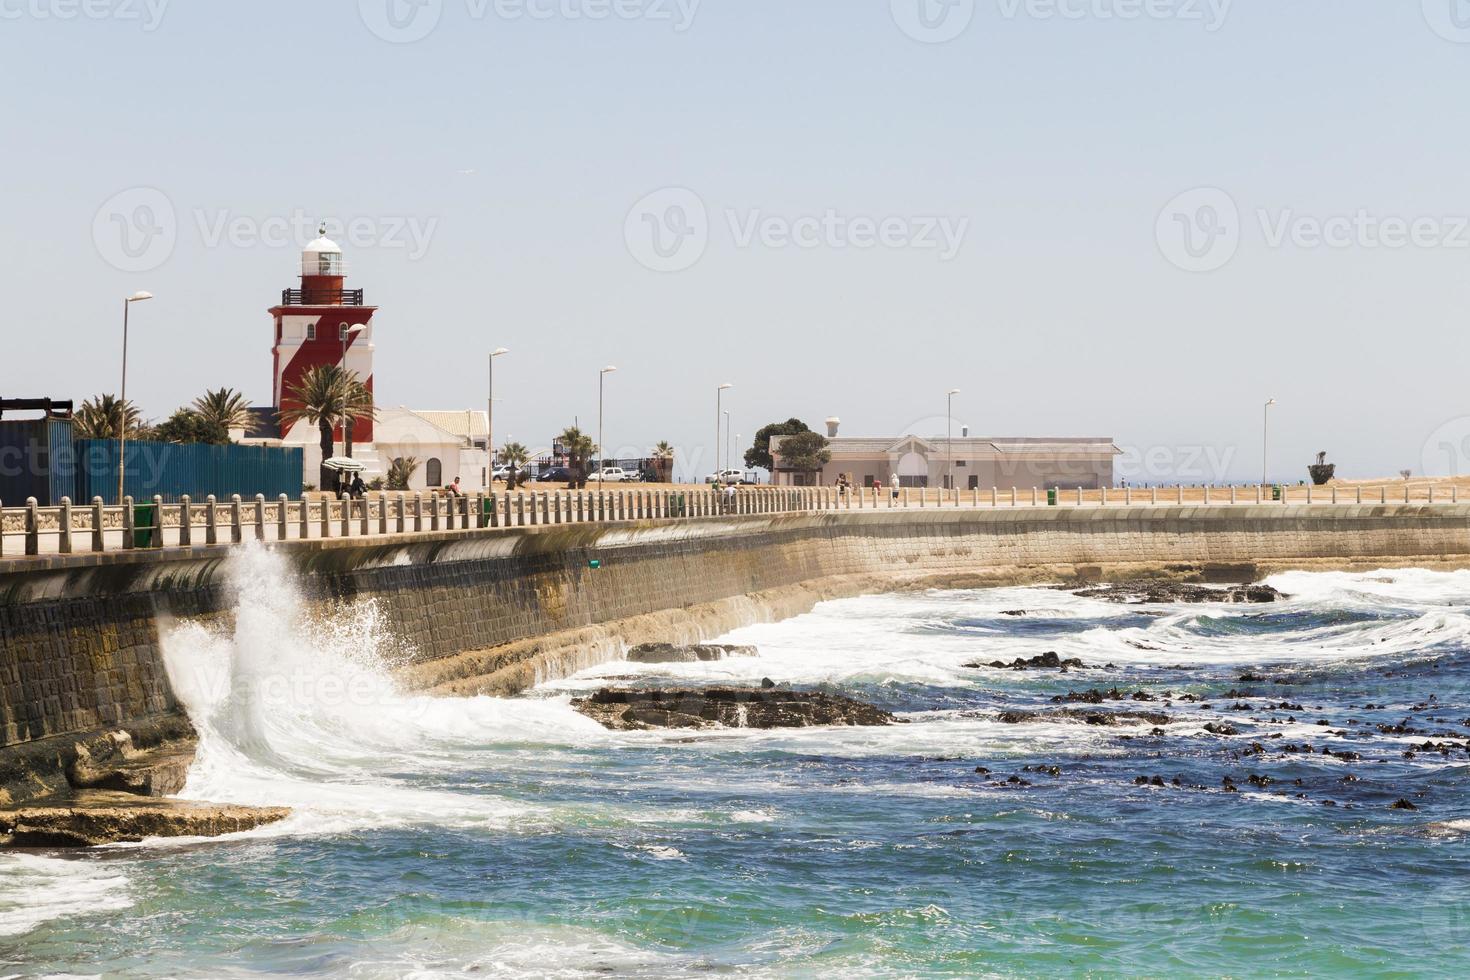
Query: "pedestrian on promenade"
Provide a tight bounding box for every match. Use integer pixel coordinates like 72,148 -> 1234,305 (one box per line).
349,474 -> 367,499
446,476 -> 464,497
890,473 -> 900,500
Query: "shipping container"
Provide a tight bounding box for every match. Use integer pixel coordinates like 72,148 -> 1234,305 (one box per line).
0,417 -> 76,506
72,439 -> 304,504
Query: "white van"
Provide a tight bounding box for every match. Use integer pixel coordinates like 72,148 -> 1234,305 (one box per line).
598,467 -> 634,483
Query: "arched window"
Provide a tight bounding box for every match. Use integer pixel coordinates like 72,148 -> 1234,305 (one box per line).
426,458 -> 443,486
305,322 -> 316,341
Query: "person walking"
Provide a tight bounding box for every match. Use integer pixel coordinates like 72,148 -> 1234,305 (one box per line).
890,473 -> 900,501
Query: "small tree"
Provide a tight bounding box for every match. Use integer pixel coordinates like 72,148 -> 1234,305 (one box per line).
776,430 -> 831,476
278,364 -> 374,492
75,394 -> 142,440
652,441 -> 675,483
745,418 -> 811,471
146,408 -> 229,445
501,441 -> 530,487
387,456 -> 419,491
191,387 -> 254,438
559,426 -> 596,488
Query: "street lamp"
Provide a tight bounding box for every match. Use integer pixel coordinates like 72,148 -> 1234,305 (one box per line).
488,347 -> 510,485
724,411 -> 732,478
716,383 -> 733,477
1263,397 -> 1277,487
946,388 -> 961,491
598,366 -> 618,487
116,290 -> 153,506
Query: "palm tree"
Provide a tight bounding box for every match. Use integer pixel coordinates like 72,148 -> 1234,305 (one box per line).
278,365 -> 376,492
75,394 -> 141,440
559,426 -> 596,489
387,456 -> 419,491
191,387 -> 254,438
500,441 -> 530,488
652,441 -> 675,483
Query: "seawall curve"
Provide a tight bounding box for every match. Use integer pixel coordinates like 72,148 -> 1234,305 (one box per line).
3,504 -> 1470,802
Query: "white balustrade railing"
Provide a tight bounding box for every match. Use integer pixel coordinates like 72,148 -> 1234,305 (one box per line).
0,482 -> 1460,558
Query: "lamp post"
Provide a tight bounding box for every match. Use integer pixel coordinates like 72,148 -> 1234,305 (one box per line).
339,323 -> 366,459
598,366 -> 617,487
946,388 -> 961,491
116,291 -> 153,506
1263,397 -> 1277,488
488,347 -> 509,485
716,383 -> 733,477
724,411 -> 732,478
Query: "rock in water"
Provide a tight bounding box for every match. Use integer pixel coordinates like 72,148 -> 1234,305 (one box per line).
626,643 -> 759,664
0,791 -> 291,848
1073,582 -> 1287,605
572,688 -> 895,731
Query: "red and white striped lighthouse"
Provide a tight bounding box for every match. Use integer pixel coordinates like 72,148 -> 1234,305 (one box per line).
269,226 -> 377,444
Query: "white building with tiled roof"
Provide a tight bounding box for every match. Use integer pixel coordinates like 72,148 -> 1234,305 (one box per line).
770,424 -> 1119,490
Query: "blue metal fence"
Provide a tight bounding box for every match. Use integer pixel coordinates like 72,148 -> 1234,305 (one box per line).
71,439 -> 304,504
0,418 -> 76,506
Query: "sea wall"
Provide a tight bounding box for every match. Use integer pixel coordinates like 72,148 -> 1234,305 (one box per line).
3,504 -> 1470,802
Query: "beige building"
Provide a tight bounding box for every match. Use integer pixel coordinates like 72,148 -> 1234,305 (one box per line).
770,428 -> 1119,490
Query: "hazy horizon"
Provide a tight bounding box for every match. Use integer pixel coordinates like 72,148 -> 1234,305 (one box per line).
4,1 -> 1469,483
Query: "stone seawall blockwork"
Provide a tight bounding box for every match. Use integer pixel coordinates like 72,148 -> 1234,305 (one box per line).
3,505 -> 1470,803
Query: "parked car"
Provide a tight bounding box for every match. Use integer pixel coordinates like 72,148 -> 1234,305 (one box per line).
598,467 -> 635,482
537,467 -> 573,483
706,468 -> 747,484
491,465 -> 512,481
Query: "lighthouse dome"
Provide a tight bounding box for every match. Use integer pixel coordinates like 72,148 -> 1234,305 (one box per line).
302,224 -> 344,277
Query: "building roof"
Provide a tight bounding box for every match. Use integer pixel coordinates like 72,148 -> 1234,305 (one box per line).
770,434 -> 1120,457
408,410 -> 488,440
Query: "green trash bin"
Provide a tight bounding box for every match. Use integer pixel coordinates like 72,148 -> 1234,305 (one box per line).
481,496 -> 495,527
1046,489 -> 1058,507
674,493 -> 687,517
132,503 -> 155,548
1272,485 -> 1282,502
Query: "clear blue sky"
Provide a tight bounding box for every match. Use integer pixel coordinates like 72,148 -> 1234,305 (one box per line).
3,1 -> 1468,482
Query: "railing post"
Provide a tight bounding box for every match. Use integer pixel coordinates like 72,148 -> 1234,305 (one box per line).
1102,486 -> 1109,506
541,493 -> 551,524
514,494 -> 524,526
1354,486 -> 1362,505
359,496 -> 371,536
1077,487 -> 1084,506
91,497 -> 105,552
340,493 -> 352,536
276,494 -> 288,540
321,496 -> 333,538
1405,484 -> 1411,504
413,493 -> 424,532
1332,486 -> 1340,504
1203,486 -> 1210,505
122,495 -> 135,551
24,497 -> 40,556
1428,485 -> 1435,505
381,493 -> 391,534
430,494 -> 441,531
1229,486 -> 1237,505
1032,487 -> 1039,507
1255,485 -> 1262,505
992,487 -> 998,507
1176,485 -> 1183,505
206,495 -> 219,545
553,493 -> 563,524
396,493 -> 407,533
231,495 -> 244,544
1307,485 -> 1314,504
255,494 -> 267,542
178,494 -> 192,546
58,497 -> 73,554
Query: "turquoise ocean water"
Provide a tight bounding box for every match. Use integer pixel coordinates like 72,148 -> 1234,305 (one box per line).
4,548 -> 1470,977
